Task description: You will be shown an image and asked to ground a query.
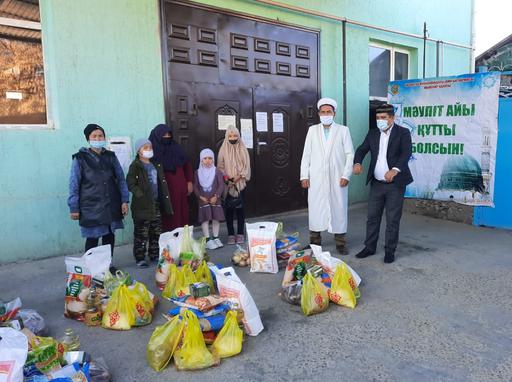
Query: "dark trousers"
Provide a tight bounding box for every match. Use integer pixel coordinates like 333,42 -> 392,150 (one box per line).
225,206 -> 245,236
364,180 -> 406,254
85,229 -> 115,256
133,202 -> 162,261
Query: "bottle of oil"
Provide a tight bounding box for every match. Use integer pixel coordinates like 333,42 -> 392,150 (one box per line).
60,328 -> 80,351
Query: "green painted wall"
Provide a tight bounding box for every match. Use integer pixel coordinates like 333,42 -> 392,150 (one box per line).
0,0 -> 165,263
0,0 -> 472,263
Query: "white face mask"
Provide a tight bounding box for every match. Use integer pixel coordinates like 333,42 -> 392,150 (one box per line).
320,115 -> 334,126
141,150 -> 154,159
376,119 -> 389,131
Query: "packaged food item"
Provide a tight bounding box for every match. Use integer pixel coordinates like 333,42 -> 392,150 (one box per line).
189,282 -> 211,298
0,297 -> 22,322
246,222 -> 279,274
172,295 -> 225,312
231,245 -> 250,267
64,245 -> 111,321
282,250 -> 314,286
0,327 -> 28,382
173,264 -> 197,299
88,357 -> 111,382
173,311 -> 219,370
167,303 -> 229,318
179,226 -> 205,266
329,264 -> 358,308
280,281 -> 302,305
210,311 -> 243,358
146,315 -> 184,372
26,336 -> 64,374
161,263 -> 177,300
310,244 -> 362,286
301,273 -> 329,316
158,226 -> 194,264
59,328 -> 80,351
16,309 -> 47,336
155,260 -> 172,291
202,331 -> 217,345
212,267 -> 263,336
127,283 -> 153,327
101,285 -> 135,330
194,261 -> 215,292
198,314 -> 225,332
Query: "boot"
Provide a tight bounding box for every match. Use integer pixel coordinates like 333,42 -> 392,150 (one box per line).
309,231 -> 322,246
334,233 -> 348,255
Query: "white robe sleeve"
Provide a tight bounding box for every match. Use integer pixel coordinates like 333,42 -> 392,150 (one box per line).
341,126 -> 355,180
300,128 -> 313,180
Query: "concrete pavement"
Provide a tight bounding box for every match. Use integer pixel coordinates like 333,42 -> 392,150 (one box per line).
1,205 -> 511,382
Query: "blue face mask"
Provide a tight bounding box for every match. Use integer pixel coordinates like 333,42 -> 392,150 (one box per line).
376,119 -> 389,131
90,140 -> 107,149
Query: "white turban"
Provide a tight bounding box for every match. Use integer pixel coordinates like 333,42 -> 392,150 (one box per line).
317,97 -> 337,112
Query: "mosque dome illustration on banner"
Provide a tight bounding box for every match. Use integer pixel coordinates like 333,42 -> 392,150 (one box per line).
437,155 -> 484,192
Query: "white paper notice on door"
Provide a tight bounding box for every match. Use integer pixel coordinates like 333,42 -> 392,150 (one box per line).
255,112 -> 268,132
272,112 -> 284,132
240,118 -> 254,149
218,114 -> 236,131
107,136 -> 131,174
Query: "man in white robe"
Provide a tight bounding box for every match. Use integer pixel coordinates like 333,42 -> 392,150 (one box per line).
300,97 -> 354,254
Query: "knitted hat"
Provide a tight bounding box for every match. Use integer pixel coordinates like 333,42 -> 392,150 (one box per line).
83,123 -> 105,140
134,138 -> 151,153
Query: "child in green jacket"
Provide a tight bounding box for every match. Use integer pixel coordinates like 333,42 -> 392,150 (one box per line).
126,139 -> 173,267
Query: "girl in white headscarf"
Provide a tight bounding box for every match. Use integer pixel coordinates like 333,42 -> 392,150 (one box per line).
193,148 -> 225,250
217,125 -> 251,245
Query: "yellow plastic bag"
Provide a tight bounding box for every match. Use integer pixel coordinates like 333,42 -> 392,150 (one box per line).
301,272 -> 329,316
210,311 -> 243,358
127,282 -> 153,326
102,284 -> 135,330
174,264 -> 197,298
195,261 -> 215,292
174,310 -> 219,370
146,315 -> 185,371
162,263 -> 177,300
329,264 -> 357,309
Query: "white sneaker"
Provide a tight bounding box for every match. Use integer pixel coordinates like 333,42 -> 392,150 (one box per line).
213,238 -> 223,248
206,239 -> 218,250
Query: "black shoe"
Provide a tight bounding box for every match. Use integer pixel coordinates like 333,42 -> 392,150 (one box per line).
109,265 -> 118,274
384,252 -> 395,263
355,248 -> 375,259
136,260 -> 149,268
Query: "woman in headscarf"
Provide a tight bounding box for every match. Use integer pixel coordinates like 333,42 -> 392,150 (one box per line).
68,123 -> 129,272
149,123 -> 193,231
217,125 -> 251,245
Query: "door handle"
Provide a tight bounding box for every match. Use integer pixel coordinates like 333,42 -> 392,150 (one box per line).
192,103 -> 198,116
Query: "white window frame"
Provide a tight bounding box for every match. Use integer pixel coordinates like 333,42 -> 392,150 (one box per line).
0,9 -> 53,130
369,42 -> 410,101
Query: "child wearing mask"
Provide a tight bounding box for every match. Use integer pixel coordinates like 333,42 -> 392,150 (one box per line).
193,148 -> 225,250
126,139 -> 173,267
217,126 -> 251,245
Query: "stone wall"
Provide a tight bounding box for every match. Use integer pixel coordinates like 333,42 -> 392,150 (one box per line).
403,199 -> 473,225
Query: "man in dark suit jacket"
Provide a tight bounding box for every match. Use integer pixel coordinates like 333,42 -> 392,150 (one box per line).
353,104 -> 413,263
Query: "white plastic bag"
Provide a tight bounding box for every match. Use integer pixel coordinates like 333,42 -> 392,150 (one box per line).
212,266 -> 264,336
64,245 -> 111,320
158,226 -> 194,263
310,244 -> 361,286
0,328 -> 28,382
246,222 -> 279,274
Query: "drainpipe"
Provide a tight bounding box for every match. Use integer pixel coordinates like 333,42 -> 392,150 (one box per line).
423,22 -> 427,78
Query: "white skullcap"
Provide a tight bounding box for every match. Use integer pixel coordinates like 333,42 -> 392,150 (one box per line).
317,97 -> 337,112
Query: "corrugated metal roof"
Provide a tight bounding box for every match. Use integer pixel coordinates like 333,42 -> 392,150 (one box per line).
0,0 -> 40,41
0,23 -> 40,41
0,0 -> 40,22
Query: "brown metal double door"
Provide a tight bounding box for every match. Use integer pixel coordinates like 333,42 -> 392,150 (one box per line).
171,80 -> 312,217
